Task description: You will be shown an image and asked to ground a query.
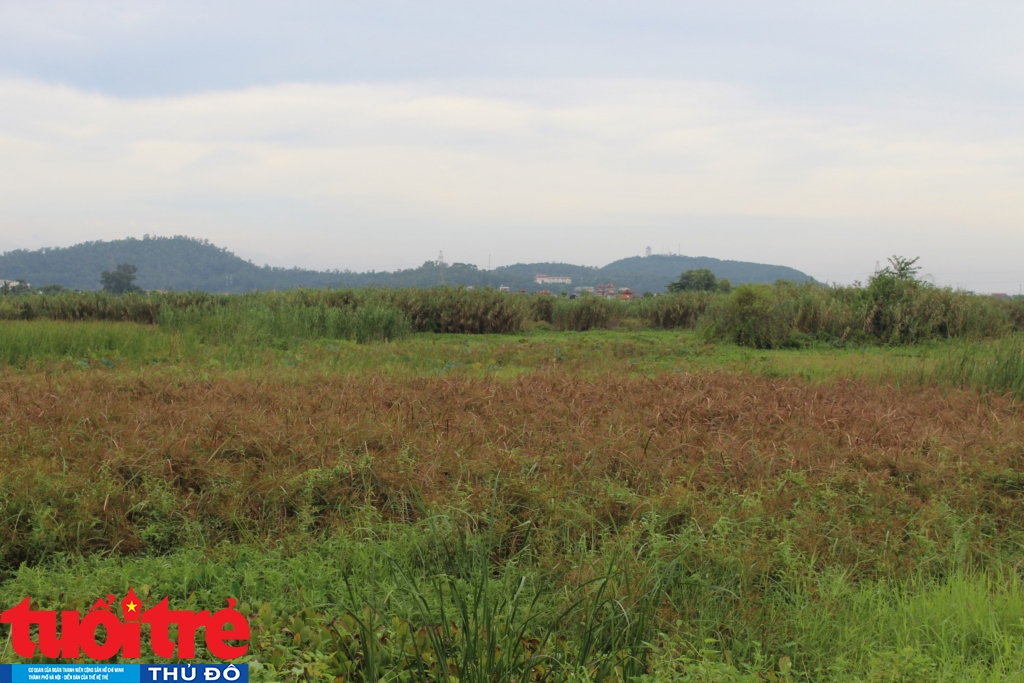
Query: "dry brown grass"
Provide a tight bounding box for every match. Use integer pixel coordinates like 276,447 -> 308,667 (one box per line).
2,368 -> 1023,576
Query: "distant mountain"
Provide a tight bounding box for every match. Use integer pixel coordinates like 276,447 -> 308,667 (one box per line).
0,236 -> 816,293
594,255 -> 815,293
492,255 -> 815,294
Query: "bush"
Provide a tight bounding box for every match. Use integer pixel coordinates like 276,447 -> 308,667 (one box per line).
353,305 -> 411,343
637,292 -> 716,329
2,287 -> 523,336
528,294 -> 555,323
160,300 -> 411,346
999,297 -> 1024,330
702,284 -> 795,349
861,275 -> 1009,344
933,336 -> 1024,398
380,287 -> 526,334
0,291 -> 166,324
703,272 -> 1013,349
552,296 -> 616,331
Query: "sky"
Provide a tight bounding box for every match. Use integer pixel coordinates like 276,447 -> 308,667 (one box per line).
1,2 -> 1022,291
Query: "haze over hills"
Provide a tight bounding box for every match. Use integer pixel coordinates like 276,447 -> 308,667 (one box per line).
0,236 -> 816,294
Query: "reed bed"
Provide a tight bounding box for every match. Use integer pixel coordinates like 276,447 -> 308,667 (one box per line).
0,320 -> 171,365
4,281 -> 1022,349
930,334 -> 1024,398
4,279 -> 1023,354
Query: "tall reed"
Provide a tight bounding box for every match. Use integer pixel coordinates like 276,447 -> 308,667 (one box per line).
931,335 -> 1024,398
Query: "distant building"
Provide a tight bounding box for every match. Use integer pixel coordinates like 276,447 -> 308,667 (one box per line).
1,279 -> 30,293
534,274 -> 572,285
499,286 -> 510,292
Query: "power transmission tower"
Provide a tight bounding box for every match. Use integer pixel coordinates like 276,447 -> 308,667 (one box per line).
437,251 -> 446,284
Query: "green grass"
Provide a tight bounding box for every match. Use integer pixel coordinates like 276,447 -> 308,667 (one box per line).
0,319 -> 923,376
930,335 -> 1024,398
6,320 -> 1024,403
0,319 -> 177,366
4,511 -> 1023,681
159,300 -> 412,346
644,568 -> 1024,682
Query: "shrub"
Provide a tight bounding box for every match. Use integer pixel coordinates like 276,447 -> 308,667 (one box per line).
703,270 -> 1013,349
528,294 -> 555,323
702,284 -> 795,349
380,287 -> 526,334
637,292 -> 715,329
160,300 -> 411,346
860,275 -> 1009,344
353,305 -> 411,343
4,291 -> 166,324
933,336 -> 1024,398
999,297 -> 1024,330
552,296 -> 615,331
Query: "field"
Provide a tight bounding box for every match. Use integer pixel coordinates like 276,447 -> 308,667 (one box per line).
2,286 -> 1024,682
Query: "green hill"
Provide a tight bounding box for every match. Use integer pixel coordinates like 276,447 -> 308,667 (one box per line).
0,236 -> 816,293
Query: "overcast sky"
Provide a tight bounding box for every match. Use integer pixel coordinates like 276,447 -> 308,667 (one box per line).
1,2 -> 1022,290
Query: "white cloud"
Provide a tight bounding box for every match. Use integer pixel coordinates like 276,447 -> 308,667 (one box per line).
0,77 -> 1022,288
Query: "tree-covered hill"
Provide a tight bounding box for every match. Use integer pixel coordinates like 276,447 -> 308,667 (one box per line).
597,255 -> 815,293
0,236 -> 816,293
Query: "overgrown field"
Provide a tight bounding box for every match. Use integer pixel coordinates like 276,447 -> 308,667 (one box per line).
2,306 -> 1024,681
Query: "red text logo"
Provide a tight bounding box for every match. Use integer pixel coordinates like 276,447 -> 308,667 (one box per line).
0,588 -> 250,660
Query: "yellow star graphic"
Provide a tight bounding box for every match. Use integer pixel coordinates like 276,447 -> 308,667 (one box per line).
126,601 -> 138,613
